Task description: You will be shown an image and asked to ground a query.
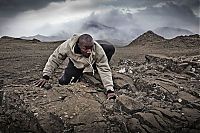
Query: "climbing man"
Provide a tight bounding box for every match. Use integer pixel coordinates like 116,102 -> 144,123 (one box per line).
35,34 -> 116,99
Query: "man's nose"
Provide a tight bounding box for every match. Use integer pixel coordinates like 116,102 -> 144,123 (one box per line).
86,49 -> 92,53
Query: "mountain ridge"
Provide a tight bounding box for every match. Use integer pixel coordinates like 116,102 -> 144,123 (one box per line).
154,27 -> 194,39
127,30 -> 199,47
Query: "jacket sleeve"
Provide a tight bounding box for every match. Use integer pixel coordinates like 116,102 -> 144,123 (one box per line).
43,40 -> 69,77
95,46 -> 114,91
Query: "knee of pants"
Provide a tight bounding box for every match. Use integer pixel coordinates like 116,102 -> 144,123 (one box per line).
59,74 -> 82,85
58,77 -> 70,85
109,45 -> 115,55
106,45 -> 115,62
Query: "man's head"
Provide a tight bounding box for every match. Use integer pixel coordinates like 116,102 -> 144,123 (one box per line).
78,34 -> 94,58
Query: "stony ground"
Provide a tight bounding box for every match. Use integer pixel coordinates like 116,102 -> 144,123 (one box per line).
0,32 -> 200,133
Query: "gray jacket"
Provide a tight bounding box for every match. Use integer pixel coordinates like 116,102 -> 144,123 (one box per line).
43,34 -> 114,91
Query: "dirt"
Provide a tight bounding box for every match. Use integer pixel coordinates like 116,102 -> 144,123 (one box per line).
0,32 -> 200,133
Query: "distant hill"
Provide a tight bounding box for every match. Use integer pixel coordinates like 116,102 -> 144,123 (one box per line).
167,34 -> 200,48
154,27 -> 194,39
21,34 -> 66,42
128,30 -> 165,46
1,36 -> 23,41
0,36 -> 41,43
127,30 -> 200,48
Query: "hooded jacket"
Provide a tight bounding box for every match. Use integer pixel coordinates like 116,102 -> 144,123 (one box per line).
43,34 -> 114,91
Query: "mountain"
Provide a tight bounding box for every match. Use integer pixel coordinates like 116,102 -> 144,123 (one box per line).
81,20 -> 117,31
21,34 -> 66,42
128,30 -> 165,46
154,27 -> 194,39
167,34 -> 200,48
80,21 -> 130,44
127,30 -> 199,49
0,36 -> 40,43
1,36 -> 22,41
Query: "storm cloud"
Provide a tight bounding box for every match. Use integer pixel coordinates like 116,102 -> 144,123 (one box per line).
0,0 -> 65,16
0,0 -> 199,41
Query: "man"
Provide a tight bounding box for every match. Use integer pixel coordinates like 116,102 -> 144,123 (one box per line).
35,34 -> 116,99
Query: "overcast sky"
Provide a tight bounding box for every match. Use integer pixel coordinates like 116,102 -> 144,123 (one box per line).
0,0 -> 199,41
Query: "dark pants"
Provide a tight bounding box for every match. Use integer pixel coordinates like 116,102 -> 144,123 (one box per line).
59,42 -> 115,85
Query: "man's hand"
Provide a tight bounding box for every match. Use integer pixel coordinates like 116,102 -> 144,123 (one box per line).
34,78 -> 48,88
106,90 -> 117,100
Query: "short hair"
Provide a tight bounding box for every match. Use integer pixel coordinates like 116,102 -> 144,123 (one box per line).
78,34 -> 93,43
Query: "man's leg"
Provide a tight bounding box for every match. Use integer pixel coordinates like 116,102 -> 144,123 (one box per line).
59,59 -> 84,85
96,41 -> 115,62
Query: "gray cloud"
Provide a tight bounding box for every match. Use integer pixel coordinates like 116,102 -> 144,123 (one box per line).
0,0 -> 65,17
177,0 -> 200,16
0,0 -> 199,16
92,0 -> 199,10
38,1 -> 198,41
132,2 -> 199,33
176,0 -> 200,9
0,0 -> 199,39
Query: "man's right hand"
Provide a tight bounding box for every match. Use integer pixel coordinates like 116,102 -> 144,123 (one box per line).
34,78 -> 48,88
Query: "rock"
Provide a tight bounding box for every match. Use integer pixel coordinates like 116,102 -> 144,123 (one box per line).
145,54 -> 199,73
0,90 -> 4,106
73,122 -> 107,133
39,113 -> 64,133
0,80 -> 3,89
43,83 -> 52,90
116,94 -> 144,114
81,73 -> 103,88
177,91 -> 199,103
134,112 -> 164,131
127,118 -> 147,133
0,90 -> 45,133
181,108 -> 200,125
108,114 -> 128,133
113,72 -> 135,91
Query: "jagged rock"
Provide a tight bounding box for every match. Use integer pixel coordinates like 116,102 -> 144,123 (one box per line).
0,80 -> 3,106
127,118 -> 147,133
108,114 -> 128,133
73,122 -> 107,133
39,113 -> 64,133
149,109 -> 174,127
112,72 -> 136,91
177,91 -> 199,103
0,90 -> 45,133
0,80 -> 3,89
181,108 -> 200,126
116,94 -> 144,114
145,54 -> 200,78
80,73 -> 106,92
133,112 -> 164,131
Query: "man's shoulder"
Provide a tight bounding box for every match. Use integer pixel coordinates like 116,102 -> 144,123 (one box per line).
62,34 -> 79,46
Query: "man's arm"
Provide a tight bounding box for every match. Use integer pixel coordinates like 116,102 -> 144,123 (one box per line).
43,41 -> 69,78
35,40 -> 69,87
95,45 -> 116,99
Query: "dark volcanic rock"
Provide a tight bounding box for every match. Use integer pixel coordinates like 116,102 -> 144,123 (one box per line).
0,88 -> 45,133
